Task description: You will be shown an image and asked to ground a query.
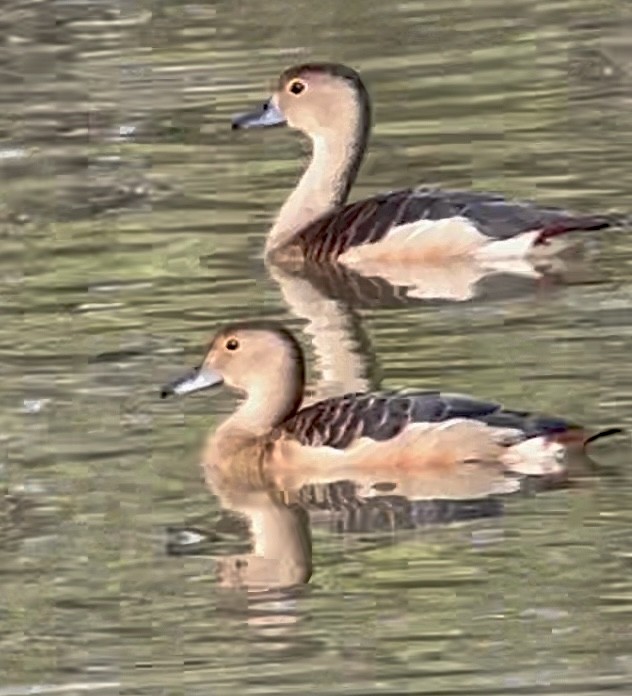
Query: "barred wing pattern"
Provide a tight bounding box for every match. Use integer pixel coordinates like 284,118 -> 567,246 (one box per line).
294,187 -> 613,262
282,390 -> 579,450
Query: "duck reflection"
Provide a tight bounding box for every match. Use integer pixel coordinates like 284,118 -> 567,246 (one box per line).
204,465 -> 312,592
266,249 -> 602,412
169,465 -> 312,641
270,247 -> 601,309
267,262 -> 378,403
166,455 -> 312,593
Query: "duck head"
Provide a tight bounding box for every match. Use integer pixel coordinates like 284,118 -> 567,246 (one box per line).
231,62 -> 371,140
160,322 -> 306,428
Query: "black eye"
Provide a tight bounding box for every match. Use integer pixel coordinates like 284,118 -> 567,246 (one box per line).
288,80 -> 305,95
225,338 -> 239,351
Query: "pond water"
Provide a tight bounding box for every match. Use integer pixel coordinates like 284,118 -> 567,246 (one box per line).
1,0 -> 631,694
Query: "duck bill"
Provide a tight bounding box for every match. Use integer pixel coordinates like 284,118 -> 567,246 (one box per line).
160,366 -> 223,398
231,99 -> 286,130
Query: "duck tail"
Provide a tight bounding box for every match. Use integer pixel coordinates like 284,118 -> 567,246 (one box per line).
583,427 -> 625,449
534,214 -> 618,245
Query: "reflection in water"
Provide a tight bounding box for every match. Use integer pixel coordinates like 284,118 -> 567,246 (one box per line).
312,248 -> 607,303
2,0 -> 631,692
166,445 -> 313,645
270,234 -> 609,307
268,262 -> 378,400
268,248 -> 606,402
207,475 -> 312,593
267,259 -> 623,532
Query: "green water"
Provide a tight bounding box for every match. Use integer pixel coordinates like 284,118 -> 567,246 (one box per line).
1,0 -> 631,693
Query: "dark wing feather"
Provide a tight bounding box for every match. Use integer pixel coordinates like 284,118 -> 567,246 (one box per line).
296,484 -> 505,530
282,390 -> 581,449
287,259 -> 544,309
294,187 -> 614,261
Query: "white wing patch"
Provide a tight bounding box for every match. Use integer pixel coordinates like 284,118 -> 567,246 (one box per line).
336,217 -> 549,299
338,217 -> 541,302
339,216 -> 489,266
475,230 -> 541,261
338,216 -> 559,268
501,436 -> 568,476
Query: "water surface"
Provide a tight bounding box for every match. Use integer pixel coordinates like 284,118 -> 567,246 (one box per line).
1,0 -> 631,693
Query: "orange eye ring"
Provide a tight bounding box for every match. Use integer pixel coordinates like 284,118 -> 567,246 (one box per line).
288,79 -> 306,95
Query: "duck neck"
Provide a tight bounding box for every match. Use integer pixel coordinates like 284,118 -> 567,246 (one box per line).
232,386 -> 300,435
266,117 -> 370,255
223,369 -> 305,437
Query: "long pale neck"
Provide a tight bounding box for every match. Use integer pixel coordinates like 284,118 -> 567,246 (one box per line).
221,374 -> 303,437
232,387 -> 295,434
266,120 -> 366,254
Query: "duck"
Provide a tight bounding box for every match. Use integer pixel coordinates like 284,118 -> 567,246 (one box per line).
160,321 -> 621,502
231,63 -> 617,267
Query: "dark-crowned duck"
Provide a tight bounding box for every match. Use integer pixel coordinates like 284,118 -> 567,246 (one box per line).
232,63 -> 617,267
161,322 -> 620,501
